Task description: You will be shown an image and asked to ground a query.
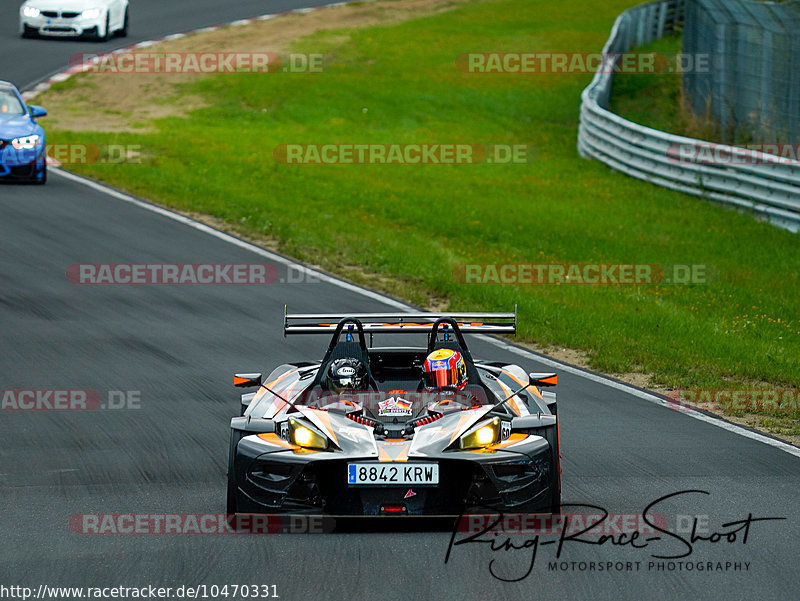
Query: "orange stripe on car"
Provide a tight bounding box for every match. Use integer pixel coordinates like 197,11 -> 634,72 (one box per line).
539,374 -> 558,386
502,369 -> 527,388
490,433 -> 528,449
320,322 -> 485,328
496,380 -> 523,416
257,433 -> 299,450
259,369 -> 300,416
394,445 -> 410,462
498,368 -> 543,400
265,368 -> 297,391
271,377 -> 304,416
377,441 -> 411,462
314,409 -> 339,446
448,412 -> 475,445
378,446 -> 393,462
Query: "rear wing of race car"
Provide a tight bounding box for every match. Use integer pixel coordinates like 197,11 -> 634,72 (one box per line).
283,307 -> 517,336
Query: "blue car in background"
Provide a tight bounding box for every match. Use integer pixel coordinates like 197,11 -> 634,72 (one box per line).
0,81 -> 47,184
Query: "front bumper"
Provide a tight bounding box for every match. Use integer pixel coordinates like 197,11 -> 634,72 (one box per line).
232,435 -> 555,516
20,14 -> 103,37
0,143 -> 45,180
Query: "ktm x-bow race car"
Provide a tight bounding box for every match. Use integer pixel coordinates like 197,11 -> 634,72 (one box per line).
227,311 -> 561,517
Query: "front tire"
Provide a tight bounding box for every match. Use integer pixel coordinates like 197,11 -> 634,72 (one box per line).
119,7 -> 129,37
32,161 -> 46,185
226,430 -> 242,514
531,424 -> 561,513
545,424 -> 561,513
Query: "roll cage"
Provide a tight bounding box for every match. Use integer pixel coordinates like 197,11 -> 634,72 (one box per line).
284,309 -> 517,400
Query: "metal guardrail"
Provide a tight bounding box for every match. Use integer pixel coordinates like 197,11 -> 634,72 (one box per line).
577,0 -> 800,233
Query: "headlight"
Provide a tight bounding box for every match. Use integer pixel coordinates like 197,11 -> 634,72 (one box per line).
459,417 -> 501,450
11,135 -> 40,150
289,418 -> 328,450
22,6 -> 41,18
81,8 -> 102,19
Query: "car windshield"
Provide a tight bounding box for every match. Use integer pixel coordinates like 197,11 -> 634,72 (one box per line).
0,90 -> 25,115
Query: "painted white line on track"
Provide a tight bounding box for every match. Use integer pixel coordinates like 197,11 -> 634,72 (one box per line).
50,167 -> 800,459
51,167 -> 410,310
20,3 -> 345,101
481,336 -> 800,458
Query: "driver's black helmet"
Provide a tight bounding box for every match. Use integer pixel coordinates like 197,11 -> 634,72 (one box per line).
326,358 -> 367,393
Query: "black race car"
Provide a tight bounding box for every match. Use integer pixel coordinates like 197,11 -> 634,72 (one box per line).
227,311 -> 561,517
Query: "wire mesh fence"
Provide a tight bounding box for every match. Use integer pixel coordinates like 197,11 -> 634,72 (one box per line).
683,0 -> 800,145
578,0 -> 800,232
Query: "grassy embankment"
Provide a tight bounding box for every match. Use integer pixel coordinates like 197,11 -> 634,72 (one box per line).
36,0 -> 800,436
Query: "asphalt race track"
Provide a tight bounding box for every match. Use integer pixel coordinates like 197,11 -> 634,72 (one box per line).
0,0 -> 341,90
1,2 -> 799,600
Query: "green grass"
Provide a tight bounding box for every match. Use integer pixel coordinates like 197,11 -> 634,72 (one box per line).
609,36 -> 727,141
609,37 -> 686,132
38,0 -> 800,433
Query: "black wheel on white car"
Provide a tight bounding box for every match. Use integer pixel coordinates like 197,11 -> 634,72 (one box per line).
119,7 -> 129,37
21,25 -> 37,39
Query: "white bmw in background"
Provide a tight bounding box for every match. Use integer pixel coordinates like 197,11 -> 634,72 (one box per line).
20,0 -> 129,40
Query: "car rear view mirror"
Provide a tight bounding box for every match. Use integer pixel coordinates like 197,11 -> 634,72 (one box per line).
234,373 -> 262,388
529,372 -> 557,387
29,105 -> 47,118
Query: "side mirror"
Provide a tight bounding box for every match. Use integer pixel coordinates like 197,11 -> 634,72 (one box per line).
529,372 -> 557,387
29,105 -> 47,118
234,373 -> 262,388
